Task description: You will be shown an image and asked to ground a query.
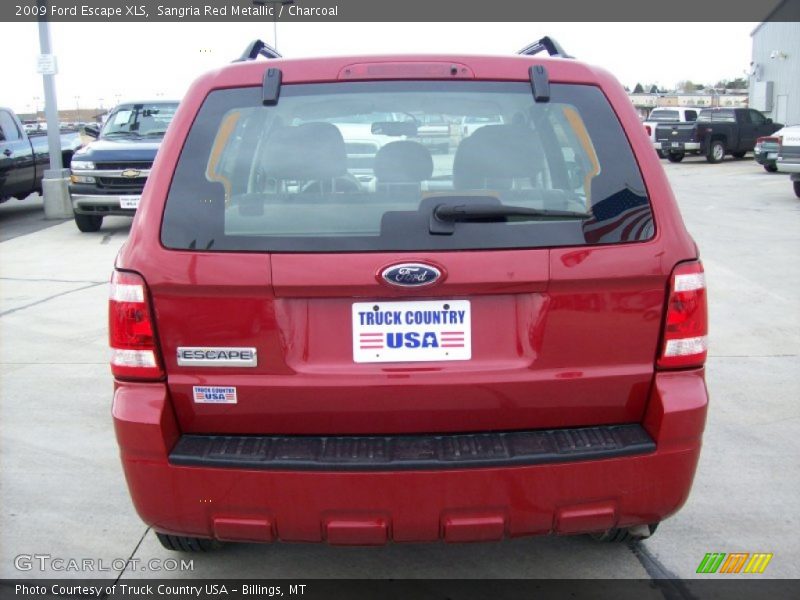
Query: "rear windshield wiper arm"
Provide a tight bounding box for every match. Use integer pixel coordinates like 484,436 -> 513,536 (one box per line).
430,203 -> 590,235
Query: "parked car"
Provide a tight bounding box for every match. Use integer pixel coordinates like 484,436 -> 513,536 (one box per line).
68,100 -> 179,232
656,107 -> 781,163
774,125 -> 800,197
754,134 -> 782,172
0,107 -> 81,203
111,38 -> 708,552
460,114 -> 504,137
644,107 -> 699,158
412,113 -> 452,153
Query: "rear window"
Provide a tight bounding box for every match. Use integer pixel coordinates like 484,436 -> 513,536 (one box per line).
698,109 -> 736,123
162,81 -> 653,252
647,109 -> 680,122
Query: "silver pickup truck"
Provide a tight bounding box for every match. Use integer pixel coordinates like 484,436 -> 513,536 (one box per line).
774,125 -> 800,198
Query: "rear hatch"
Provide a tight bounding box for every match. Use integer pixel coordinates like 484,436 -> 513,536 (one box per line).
151,77 -> 665,436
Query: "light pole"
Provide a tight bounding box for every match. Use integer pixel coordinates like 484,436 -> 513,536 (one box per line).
37,5 -> 73,218
74,95 -> 80,123
252,0 -> 294,51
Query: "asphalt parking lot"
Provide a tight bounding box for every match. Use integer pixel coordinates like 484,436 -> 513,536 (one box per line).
1,157 -> 798,586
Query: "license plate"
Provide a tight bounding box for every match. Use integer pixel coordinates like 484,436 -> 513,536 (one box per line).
120,195 -> 141,209
671,142 -> 682,148
352,300 -> 471,363
767,152 -> 778,159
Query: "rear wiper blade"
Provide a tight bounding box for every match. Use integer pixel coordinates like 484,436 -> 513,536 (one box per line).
430,203 -> 590,235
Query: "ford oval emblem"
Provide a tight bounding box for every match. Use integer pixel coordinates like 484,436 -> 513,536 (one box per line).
381,263 -> 442,288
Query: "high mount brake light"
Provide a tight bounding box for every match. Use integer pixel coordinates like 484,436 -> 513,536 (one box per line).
658,261 -> 708,369
109,270 -> 164,380
338,62 -> 475,80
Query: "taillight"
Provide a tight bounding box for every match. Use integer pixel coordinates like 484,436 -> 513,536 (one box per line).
645,125 -> 652,136
657,261 -> 708,369
109,270 -> 164,380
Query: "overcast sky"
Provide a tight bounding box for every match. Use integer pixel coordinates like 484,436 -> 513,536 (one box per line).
1,21 -> 757,114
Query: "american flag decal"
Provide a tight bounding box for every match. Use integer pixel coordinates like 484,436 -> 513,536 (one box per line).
440,331 -> 465,348
583,188 -> 653,244
193,386 -> 237,404
359,332 -> 384,350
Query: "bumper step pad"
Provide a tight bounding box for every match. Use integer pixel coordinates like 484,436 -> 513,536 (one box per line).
169,424 -> 654,471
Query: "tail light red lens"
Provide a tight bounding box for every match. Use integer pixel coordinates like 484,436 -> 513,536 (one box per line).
657,261 -> 708,369
645,125 -> 652,136
109,270 -> 164,380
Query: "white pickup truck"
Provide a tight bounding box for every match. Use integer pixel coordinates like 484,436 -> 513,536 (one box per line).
644,107 -> 699,158
774,125 -> 800,198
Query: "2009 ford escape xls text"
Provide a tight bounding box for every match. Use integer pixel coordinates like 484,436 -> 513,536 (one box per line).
111,38 -> 709,551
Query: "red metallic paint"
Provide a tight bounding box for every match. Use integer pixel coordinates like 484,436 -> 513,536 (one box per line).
113,53 -> 707,543
113,369 -> 705,543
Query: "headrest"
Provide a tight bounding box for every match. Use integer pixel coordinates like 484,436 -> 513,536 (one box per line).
374,141 -> 434,184
453,125 -> 544,189
262,122 -> 347,180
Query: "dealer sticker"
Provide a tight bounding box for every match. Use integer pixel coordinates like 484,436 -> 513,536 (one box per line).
352,300 -> 471,363
120,195 -> 141,209
193,386 -> 237,404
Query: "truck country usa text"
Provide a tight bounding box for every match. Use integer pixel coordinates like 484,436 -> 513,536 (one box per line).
358,309 -> 467,327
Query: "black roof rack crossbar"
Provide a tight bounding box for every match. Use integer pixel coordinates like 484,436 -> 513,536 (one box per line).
234,39 -> 282,63
517,36 -> 572,59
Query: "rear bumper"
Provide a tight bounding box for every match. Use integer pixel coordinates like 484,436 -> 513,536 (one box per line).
776,157 -> 800,174
113,370 -> 708,544
661,142 -> 701,153
754,150 -> 778,165
69,185 -> 141,216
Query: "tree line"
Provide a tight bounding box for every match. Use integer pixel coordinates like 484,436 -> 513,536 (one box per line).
626,78 -> 748,94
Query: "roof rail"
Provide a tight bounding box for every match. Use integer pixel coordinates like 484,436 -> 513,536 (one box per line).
234,39 -> 282,63
517,36 -> 572,59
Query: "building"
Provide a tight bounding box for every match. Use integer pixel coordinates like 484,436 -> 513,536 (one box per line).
749,2 -> 800,125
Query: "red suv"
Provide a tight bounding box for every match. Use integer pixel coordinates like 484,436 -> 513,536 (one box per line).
111,38 -> 708,551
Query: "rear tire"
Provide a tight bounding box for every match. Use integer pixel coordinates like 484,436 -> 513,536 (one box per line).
74,213 -> 103,232
764,164 -> 778,173
794,181 -> 800,198
656,149 -> 666,159
155,532 -> 223,552
667,153 -> 684,163
732,151 -> 747,159
707,140 -> 726,163
590,523 -> 659,543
